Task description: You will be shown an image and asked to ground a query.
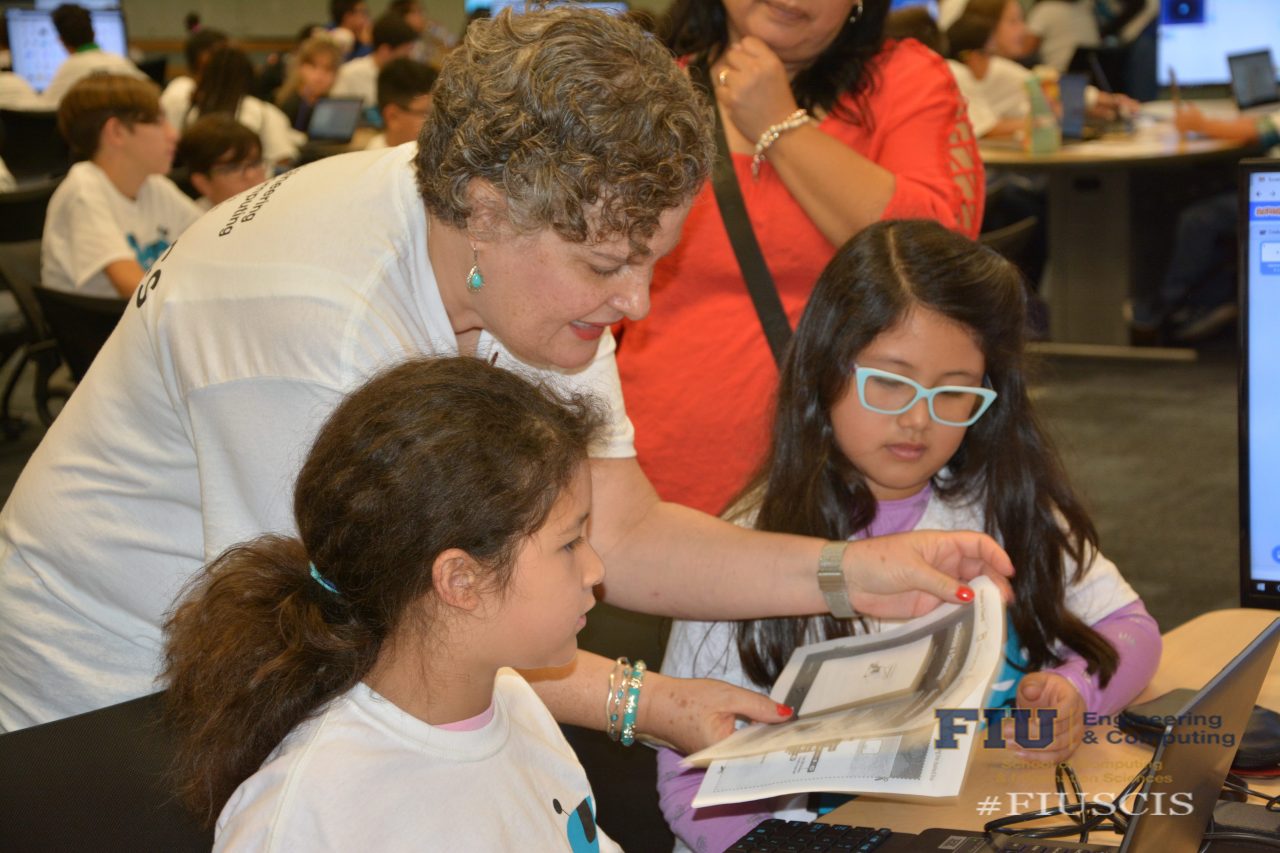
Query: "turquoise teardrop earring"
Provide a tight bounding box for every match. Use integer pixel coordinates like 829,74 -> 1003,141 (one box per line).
466,245 -> 484,292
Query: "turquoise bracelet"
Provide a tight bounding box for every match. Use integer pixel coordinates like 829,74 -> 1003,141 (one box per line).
619,659 -> 647,747
606,657 -> 630,742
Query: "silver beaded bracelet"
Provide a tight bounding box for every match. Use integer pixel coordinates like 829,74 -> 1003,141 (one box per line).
752,108 -> 815,179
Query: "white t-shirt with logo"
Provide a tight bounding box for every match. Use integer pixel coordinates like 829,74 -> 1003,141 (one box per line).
0,145 -> 635,731
216,669 -> 623,852
41,160 -> 202,296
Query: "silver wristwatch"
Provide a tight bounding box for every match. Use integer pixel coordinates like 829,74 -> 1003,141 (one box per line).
817,540 -> 856,619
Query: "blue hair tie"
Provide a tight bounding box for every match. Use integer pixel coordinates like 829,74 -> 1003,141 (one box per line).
309,562 -> 340,595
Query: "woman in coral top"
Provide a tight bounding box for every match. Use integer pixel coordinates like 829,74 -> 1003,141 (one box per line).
617,0 -> 984,515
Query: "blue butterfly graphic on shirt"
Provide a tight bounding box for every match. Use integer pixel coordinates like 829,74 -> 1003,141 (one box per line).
553,794 -> 600,853
127,228 -> 172,272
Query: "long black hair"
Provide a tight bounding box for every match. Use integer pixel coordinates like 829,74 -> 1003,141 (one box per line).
662,0 -> 891,124
734,220 -> 1116,691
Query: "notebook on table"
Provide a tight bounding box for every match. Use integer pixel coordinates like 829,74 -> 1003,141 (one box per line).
730,618 -> 1280,852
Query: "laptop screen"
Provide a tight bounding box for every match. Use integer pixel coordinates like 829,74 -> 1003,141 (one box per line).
1120,619 -> 1280,851
1228,50 -> 1280,110
6,7 -> 129,94
306,98 -> 363,143
1240,160 -> 1280,609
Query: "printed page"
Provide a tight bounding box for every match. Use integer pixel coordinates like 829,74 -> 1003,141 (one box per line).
688,577 -> 1004,805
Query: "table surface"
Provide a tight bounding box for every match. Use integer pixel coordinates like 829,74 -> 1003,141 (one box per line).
980,124 -> 1248,169
824,609 -> 1280,837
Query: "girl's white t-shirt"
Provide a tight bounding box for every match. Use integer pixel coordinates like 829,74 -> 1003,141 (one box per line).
216,668 -> 623,852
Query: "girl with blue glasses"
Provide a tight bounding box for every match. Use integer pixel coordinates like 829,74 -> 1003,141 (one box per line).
656,220 -> 1162,852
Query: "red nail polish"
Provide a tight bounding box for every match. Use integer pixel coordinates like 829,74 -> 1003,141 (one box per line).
956,586 -> 975,602
777,704 -> 794,717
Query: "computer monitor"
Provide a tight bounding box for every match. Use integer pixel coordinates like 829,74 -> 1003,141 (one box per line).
1157,0 -> 1280,87
6,7 -> 129,94
1239,159 -> 1280,608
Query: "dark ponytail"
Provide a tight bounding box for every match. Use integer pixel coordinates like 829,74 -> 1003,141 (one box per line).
162,536 -> 376,825
163,356 -> 604,825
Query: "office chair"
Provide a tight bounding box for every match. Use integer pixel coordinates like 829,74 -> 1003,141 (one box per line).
0,692 -> 213,851
32,284 -> 128,383
0,109 -> 71,181
0,241 -> 62,432
981,216 -> 1048,339
980,215 -> 1040,274
0,177 -> 61,243
137,56 -> 168,88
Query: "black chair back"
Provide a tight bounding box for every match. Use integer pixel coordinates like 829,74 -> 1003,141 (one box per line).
0,692 -> 213,851
980,216 -> 1040,275
0,177 -> 61,243
137,56 -> 168,88
32,284 -> 127,381
0,109 -> 71,181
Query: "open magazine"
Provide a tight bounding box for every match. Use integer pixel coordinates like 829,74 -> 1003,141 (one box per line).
686,576 -> 1005,808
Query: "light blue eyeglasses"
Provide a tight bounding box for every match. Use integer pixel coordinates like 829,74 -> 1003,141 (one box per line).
853,365 -> 998,427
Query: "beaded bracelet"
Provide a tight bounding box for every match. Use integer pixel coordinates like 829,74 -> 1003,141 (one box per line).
619,659 -> 647,747
605,657 -> 631,742
751,108 -> 815,179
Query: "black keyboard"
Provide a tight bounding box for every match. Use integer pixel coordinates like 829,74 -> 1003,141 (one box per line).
729,819 -> 893,852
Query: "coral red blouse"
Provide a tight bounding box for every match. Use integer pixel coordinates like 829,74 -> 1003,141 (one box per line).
617,39 -> 983,514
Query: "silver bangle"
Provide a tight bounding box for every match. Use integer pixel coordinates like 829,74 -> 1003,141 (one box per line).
816,540 -> 856,619
751,108 -> 814,179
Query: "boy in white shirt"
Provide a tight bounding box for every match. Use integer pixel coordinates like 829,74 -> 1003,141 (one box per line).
365,57 -> 436,150
331,14 -> 418,110
41,3 -> 146,105
43,74 -> 200,298
176,115 -> 267,210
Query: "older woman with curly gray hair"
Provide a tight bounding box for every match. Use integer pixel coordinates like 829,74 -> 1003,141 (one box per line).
0,8 -> 1010,770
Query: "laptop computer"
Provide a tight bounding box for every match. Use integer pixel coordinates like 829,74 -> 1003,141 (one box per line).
1227,50 -> 1280,115
305,97 -> 364,144
731,618 -> 1280,852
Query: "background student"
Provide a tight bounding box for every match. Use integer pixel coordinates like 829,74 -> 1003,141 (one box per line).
175,114 -> 267,209
657,220 -> 1160,851
41,3 -> 147,105
171,45 -> 301,170
366,57 -> 437,149
42,74 -> 200,298
159,26 -> 229,130
330,13 -> 419,110
326,0 -> 371,61
1024,0 -> 1099,74
275,34 -> 343,133
166,357 -> 622,849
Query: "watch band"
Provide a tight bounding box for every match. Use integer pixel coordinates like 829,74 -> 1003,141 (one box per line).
817,540 -> 856,619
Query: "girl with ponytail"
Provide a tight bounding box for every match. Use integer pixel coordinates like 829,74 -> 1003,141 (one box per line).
163,355 -> 621,850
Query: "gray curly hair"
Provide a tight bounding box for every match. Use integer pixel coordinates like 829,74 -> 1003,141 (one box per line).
414,8 -> 714,253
